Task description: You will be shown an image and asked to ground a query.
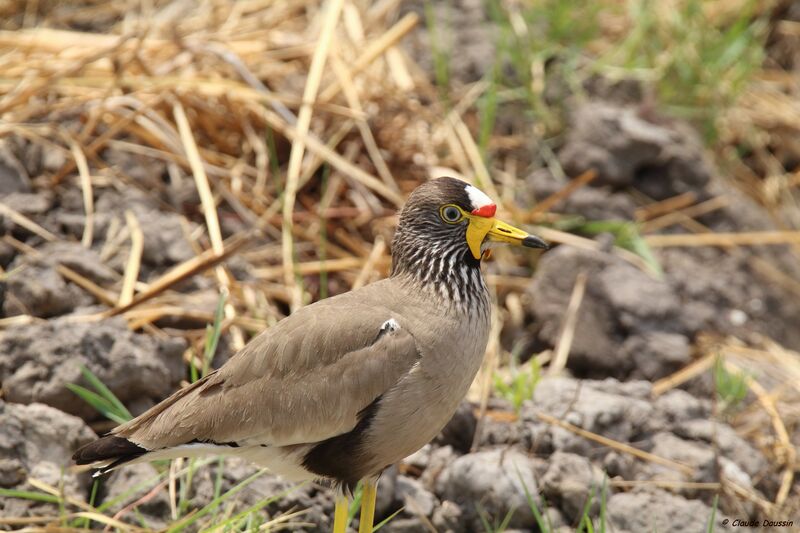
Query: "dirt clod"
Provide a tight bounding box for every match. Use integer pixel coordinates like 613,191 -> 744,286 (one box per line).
542,451 -> 606,518
436,448 -> 539,530
607,489 -> 738,532
0,316 -> 186,420
531,246 -> 684,377
558,102 -> 712,196
0,141 -> 31,196
0,400 -> 95,518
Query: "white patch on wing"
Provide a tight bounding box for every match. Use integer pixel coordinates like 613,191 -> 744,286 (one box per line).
465,184 -> 493,210
381,318 -> 400,332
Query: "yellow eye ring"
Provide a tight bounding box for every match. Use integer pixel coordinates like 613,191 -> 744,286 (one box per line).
440,204 -> 464,224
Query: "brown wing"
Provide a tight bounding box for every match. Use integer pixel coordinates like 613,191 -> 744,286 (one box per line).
113,292 -> 420,450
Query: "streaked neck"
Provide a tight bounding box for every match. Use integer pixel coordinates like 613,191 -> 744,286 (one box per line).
390,245 -> 490,316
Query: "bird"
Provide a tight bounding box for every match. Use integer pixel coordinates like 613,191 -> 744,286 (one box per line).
73,176 -> 548,532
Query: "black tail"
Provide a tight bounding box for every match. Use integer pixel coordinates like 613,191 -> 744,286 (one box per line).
73,435 -> 148,475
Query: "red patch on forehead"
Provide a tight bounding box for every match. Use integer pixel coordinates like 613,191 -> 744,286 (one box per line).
471,204 -> 497,218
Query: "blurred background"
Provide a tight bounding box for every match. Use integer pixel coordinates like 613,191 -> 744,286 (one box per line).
0,0 -> 798,531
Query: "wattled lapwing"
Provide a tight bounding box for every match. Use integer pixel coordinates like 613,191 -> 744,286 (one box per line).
73,177 -> 548,532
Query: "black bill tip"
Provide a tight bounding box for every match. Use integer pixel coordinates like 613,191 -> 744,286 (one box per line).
522,235 -> 550,250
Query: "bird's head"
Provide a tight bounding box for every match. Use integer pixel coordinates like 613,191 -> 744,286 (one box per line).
391,177 -> 548,281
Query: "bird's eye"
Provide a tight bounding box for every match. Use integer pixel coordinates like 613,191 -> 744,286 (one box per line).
440,205 -> 463,223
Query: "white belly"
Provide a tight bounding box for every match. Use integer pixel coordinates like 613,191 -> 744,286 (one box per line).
129,443 -> 316,482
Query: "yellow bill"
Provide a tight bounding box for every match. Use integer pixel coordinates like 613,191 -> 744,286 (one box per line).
465,215 -> 548,260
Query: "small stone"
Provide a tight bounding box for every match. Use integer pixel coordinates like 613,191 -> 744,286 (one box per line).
602,451 -> 637,480
403,444 -> 432,472
647,432 -> 715,484
0,142 -> 31,195
4,262 -> 92,317
436,401 -> 476,453
0,240 -> 14,267
376,465 -> 398,518
381,517 -> 429,533
0,458 -> 26,487
41,147 -> 67,171
94,189 -> 196,268
431,499 -> 464,533
673,419 -> 767,478
541,451 -> 607,518
545,507 -> 567,529
35,241 -> 118,284
598,264 -> 679,327
396,476 -> 437,517
103,463 -> 170,518
728,309 -> 748,326
624,332 -> 691,380
720,458 -> 753,490
652,389 -> 709,426
2,192 -> 52,216
420,445 -> 456,488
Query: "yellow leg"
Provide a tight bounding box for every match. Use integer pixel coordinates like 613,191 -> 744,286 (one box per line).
333,495 -> 349,533
357,480 -> 377,533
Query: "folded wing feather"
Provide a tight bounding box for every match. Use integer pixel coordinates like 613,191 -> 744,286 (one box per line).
109,295 -> 421,452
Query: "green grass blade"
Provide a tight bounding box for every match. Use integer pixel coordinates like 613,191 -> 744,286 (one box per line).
576,487 -> 596,533
202,292 -> 226,377
478,66 -> 499,161
200,483 -> 301,532
133,507 -> 150,529
190,357 -> 199,383
78,364 -> 132,421
178,458 -> 198,518
166,468 -> 270,533
516,466 -> 549,532
0,488 -> 61,503
210,456 -> 225,523
72,478 -> 101,529
373,507 -> 404,531
626,232 -> 663,278
95,456 -> 217,514
58,473 -> 67,526
476,502 -> 493,532
65,383 -> 130,425
423,0 -> 451,103
706,494 -> 719,533
600,475 -> 607,533
346,481 -> 363,528
496,506 -> 516,532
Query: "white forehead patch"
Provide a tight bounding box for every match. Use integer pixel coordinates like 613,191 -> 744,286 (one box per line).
465,184 -> 493,210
